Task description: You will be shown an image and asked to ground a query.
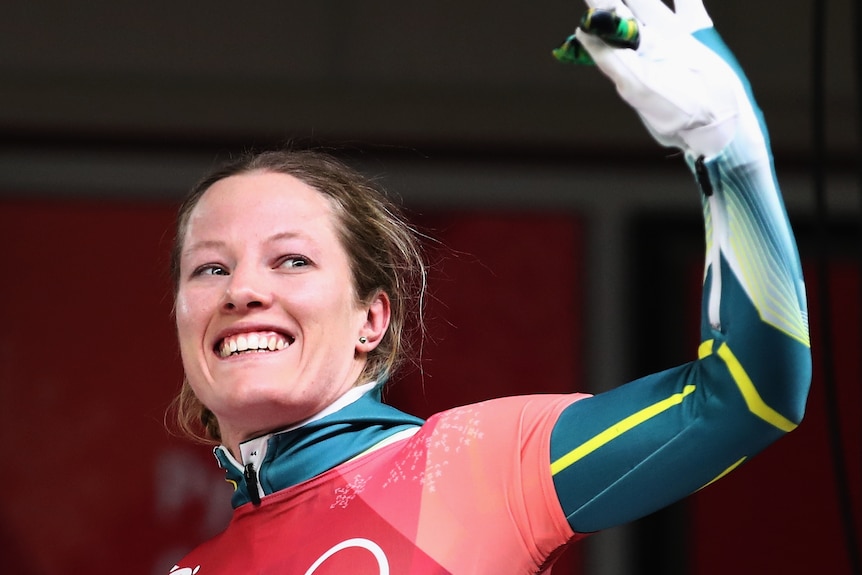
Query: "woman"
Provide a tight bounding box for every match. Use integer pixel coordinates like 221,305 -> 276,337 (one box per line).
168,0 -> 811,572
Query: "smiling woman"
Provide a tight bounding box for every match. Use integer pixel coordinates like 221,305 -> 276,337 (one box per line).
165,0 -> 812,573
176,170 -> 389,453
170,150 -> 427,447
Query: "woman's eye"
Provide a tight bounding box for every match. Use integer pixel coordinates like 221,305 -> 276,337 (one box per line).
278,256 -> 310,269
194,264 -> 229,277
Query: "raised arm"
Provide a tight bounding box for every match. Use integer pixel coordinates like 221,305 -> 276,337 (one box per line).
549,0 -> 811,532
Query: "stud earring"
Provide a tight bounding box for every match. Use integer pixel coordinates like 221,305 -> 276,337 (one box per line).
358,336 -> 368,344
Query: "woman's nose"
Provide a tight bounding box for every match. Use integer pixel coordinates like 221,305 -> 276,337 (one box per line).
221,266 -> 273,311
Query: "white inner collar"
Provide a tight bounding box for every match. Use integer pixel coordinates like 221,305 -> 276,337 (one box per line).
235,381 -> 379,467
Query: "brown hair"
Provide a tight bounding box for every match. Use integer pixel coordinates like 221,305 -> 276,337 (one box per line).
170,148 -> 427,443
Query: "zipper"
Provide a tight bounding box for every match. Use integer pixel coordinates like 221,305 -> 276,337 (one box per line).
695,155 -> 714,197
239,436 -> 268,507
244,463 -> 262,506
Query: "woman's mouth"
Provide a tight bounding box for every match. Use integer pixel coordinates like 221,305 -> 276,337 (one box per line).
216,332 -> 293,358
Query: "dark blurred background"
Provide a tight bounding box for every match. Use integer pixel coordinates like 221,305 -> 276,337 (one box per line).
0,1 -> 859,574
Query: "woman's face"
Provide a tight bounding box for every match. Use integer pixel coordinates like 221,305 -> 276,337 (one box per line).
175,171 -> 387,449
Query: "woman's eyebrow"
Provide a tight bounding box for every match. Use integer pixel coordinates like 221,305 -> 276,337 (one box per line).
266,231 -> 301,242
183,232 -> 314,258
183,239 -> 225,257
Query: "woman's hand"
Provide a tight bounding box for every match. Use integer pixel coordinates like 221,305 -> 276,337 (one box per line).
554,0 -> 757,158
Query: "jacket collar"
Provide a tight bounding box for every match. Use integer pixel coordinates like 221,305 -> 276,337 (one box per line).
214,383 -> 423,508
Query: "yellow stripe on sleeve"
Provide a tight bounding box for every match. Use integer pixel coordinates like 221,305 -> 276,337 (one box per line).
697,456 -> 747,491
715,343 -> 798,432
698,339 -> 715,359
550,385 -> 697,476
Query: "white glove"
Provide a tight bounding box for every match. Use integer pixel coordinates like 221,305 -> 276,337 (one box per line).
563,0 -> 763,159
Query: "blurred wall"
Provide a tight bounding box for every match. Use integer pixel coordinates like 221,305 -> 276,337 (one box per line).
0,0 -> 858,157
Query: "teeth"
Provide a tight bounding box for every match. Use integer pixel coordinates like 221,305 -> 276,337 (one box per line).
219,331 -> 290,358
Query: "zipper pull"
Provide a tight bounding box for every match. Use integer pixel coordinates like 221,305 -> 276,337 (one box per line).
244,463 -> 262,506
695,155 -> 714,197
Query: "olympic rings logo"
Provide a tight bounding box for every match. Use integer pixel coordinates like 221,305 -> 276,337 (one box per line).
304,538 -> 390,575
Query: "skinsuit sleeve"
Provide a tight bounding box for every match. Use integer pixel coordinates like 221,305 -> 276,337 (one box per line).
549,0 -> 812,532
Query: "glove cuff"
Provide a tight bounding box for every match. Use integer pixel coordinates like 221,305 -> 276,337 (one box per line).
682,112 -> 738,159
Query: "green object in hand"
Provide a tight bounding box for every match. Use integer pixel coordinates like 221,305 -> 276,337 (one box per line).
580,9 -> 640,50
552,34 -> 595,65
552,8 -> 640,66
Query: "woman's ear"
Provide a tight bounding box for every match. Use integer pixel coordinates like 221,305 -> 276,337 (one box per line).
357,291 -> 391,351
